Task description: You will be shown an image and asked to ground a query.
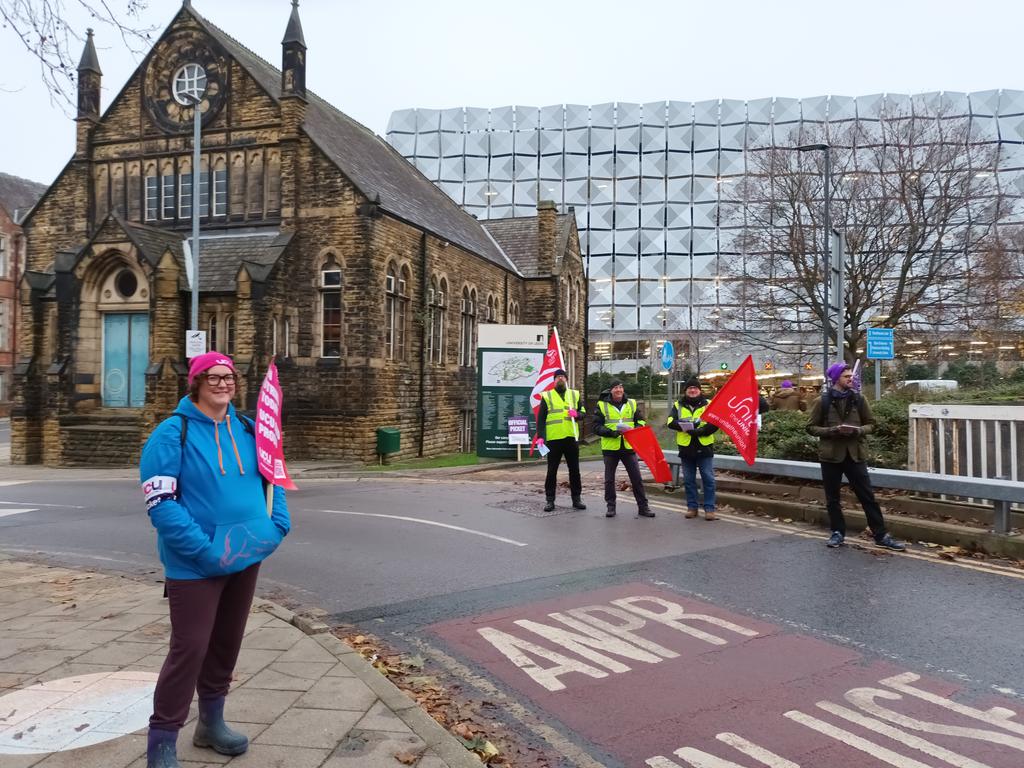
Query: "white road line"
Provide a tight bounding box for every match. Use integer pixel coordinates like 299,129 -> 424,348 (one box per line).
311,508 -> 529,547
0,508 -> 37,518
0,481 -> 28,487
0,500 -> 85,509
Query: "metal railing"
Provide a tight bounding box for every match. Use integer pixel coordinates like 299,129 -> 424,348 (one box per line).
908,403 -> 1024,509
665,453 -> 1024,535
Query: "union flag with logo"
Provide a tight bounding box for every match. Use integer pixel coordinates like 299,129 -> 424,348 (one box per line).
700,355 -> 760,465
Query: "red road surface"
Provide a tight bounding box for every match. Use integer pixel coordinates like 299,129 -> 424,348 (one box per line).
430,583 -> 1023,767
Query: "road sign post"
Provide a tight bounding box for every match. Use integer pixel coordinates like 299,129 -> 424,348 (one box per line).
866,327 -> 895,400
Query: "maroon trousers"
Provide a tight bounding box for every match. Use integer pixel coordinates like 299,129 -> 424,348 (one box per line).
150,563 -> 260,732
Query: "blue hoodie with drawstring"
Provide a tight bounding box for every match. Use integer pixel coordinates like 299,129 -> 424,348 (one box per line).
140,395 -> 290,580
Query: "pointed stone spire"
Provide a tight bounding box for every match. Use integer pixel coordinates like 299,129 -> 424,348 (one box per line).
77,28 -> 102,75
76,28 -> 102,128
281,0 -> 306,101
282,0 -> 305,47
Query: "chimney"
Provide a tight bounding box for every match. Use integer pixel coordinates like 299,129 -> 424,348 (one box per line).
75,28 -> 102,157
537,200 -> 558,275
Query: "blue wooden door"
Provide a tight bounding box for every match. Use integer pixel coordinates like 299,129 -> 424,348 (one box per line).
103,313 -> 149,407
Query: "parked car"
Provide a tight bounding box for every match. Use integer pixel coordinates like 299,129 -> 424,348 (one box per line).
895,379 -> 959,392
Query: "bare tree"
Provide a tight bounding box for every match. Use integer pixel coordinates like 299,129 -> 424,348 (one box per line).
1,0 -> 156,109
723,111 -> 1010,362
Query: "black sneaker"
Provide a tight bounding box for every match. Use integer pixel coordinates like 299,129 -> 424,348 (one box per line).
606,507 -> 616,517
826,531 -> 845,548
638,508 -> 656,518
543,500 -> 555,512
572,498 -> 587,510
875,533 -> 906,551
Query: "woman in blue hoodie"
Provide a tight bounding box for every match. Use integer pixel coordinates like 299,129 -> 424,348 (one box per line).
140,352 -> 290,768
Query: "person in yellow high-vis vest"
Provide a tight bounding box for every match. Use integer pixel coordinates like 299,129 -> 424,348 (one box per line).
667,376 -> 719,520
591,379 -> 653,518
536,369 -> 587,512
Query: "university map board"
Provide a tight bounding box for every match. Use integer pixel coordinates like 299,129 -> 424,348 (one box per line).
866,327 -> 895,360
476,325 -> 548,458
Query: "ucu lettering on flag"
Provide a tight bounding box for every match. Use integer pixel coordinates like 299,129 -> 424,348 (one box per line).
142,475 -> 178,509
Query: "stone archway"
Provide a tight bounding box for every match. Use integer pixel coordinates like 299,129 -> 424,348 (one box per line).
80,253 -> 151,408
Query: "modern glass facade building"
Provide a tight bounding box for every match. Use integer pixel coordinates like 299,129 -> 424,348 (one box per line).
386,93 -> 1024,355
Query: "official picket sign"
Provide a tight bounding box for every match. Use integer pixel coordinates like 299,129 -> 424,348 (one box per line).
507,417 -> 531,446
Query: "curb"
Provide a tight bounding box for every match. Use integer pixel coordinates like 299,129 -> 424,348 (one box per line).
256,599 -> 482,768
701,490 -> 1024,559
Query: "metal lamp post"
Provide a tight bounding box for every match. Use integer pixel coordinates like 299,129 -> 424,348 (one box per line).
184,92 -> 203,336
797,143 -> 832,383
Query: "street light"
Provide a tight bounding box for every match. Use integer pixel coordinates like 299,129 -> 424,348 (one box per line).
174,64 -> 207,343
797,143 -> 831,383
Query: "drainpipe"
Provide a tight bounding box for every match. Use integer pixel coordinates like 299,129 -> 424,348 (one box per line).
418,232 -> 428,457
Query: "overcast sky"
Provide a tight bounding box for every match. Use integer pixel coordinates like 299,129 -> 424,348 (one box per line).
2,0 -> 1022,185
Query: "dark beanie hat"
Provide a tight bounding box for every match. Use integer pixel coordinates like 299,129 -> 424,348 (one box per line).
609,378 -> 624,388
553,368 -> 567,377
684,376 -> 702,389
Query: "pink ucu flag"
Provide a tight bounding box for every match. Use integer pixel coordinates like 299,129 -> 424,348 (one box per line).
142,475 -> 178,510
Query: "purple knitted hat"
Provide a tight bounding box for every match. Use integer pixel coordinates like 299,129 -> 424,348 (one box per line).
826,361 -> 850,384
780,379 -> 793,388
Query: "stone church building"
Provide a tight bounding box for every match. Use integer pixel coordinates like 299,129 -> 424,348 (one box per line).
13,1 -> 586,466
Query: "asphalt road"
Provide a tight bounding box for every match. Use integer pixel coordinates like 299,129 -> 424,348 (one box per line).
2,473 -> 1023,767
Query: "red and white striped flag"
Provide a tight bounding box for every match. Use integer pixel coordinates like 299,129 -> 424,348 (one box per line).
529,329 -> 566,454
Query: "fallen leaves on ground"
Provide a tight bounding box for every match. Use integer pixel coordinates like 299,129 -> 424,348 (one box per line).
336,628 -> 543,765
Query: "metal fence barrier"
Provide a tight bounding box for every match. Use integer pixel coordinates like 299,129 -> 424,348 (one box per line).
665,454 -> 1024,535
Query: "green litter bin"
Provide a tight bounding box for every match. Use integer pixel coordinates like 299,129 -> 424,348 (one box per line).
376,427 -> 400,456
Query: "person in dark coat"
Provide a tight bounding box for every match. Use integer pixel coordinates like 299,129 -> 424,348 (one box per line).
806,361 -> 905,551
772,380 -> 804,411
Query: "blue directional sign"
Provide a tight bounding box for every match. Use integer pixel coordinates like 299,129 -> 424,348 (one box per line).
866,327 -> 895,360
660,341 -> 674,370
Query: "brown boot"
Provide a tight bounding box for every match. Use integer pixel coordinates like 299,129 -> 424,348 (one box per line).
704,509 -> 717,521
685,509 -> 698,519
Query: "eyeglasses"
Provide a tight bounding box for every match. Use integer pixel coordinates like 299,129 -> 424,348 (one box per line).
203,373 -> 238,386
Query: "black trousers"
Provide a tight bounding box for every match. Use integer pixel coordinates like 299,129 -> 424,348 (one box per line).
545,437 -> 582,500
820,455 -> 887,540
603,450 -> 649,508
150,563 -> 260,731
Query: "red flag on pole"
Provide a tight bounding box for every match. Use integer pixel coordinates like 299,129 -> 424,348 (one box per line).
529,329 -> 567,455
700,355 -> 760,465
622,425 -> 673,483
255,358 -> 298,495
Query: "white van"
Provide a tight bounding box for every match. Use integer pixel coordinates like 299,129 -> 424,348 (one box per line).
895,379 -> 959,392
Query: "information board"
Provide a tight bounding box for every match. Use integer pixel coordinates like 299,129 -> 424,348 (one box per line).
866,327 -> 895,360
476,325 -> 548,458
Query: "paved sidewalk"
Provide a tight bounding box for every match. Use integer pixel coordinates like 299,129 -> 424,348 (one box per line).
0,555 -> 478,768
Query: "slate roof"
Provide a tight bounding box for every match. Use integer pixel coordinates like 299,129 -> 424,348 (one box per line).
188,7 -> 519,275
112,217 -> 290,292
0,172 -> 48,222
482,214 -> 575,278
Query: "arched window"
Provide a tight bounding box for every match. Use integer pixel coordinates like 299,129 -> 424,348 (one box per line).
224,314 -> 236,356
460,287 -> 477,366
207,314 -> 218,352
385,262 -> 410,360
271,315 -> 279,357
427,276 -> 448,365
282,316 -> 292,358
320,256 -> 342,357
564,281 -> 572,320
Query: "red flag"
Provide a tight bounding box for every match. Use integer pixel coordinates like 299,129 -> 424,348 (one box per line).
622,425 -> 673,483
529,329 -> 567,455
255,358 -> 298,491
701,355 -> 759,465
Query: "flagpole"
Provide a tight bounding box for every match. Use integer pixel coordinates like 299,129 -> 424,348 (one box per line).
552,326 -> 578,440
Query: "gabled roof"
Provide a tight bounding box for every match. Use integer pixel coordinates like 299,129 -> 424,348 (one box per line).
185,6 -> 519,275
0,172 -> 48,222
482,214 -> 576,278
78,215 -> 290,292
